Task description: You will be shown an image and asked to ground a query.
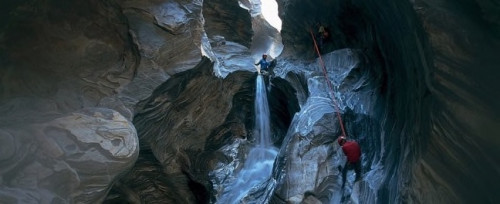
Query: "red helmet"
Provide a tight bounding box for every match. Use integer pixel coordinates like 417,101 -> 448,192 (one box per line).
337,136 -> 346,145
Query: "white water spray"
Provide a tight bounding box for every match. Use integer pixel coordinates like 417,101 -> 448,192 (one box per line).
217,75 -> 278,204
255,75 -> 272,147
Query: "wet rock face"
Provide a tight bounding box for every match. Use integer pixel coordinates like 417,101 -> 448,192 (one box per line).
1,0 -> 499,203
106,58 -> 299,203
0,0 -> 268,202
264,49 -> 382,204
275,0 -> 500,203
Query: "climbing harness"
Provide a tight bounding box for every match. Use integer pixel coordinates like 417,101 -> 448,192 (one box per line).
309,29 -> 347,138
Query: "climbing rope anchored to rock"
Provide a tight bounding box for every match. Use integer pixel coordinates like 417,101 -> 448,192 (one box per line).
309,28 -> 362,190
309,28 -> 347,138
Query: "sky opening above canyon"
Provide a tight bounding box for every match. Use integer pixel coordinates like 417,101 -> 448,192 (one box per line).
261,0 -> 281,31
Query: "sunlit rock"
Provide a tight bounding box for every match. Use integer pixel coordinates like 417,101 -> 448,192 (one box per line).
203,0 -> 283,77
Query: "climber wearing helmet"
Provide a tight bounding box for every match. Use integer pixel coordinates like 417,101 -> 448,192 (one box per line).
338,136 -> 361,188
255,54 -> 270,74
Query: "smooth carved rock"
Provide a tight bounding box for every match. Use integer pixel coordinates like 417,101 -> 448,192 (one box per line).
203,0 -> 253,47
275,0 -> 500,203
1,0 -> 499,203
50,108 -> 138,158
134,58 -> 253,169
121,0 -> 204,74
117,0 -> 207,110
0,108 -> 139,203
0,0 -> 137,106
107,55 -> 299,202
409,0 -> 500,203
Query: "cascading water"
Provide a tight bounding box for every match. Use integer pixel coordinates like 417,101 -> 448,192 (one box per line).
255,75 -> 272,148
217,75 -> 278,204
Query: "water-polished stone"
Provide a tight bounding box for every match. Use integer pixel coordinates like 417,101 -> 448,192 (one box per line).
0,108 -> 138,203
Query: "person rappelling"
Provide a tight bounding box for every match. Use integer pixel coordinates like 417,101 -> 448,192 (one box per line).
255,54 -> 270,75
310,21 -> 361,190
338,135 -> 361,188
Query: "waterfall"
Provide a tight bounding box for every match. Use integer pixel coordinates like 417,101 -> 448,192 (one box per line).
217,75 -> 278,204
255,75 -> 272,147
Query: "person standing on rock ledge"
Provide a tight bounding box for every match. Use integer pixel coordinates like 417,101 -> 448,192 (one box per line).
338,136 -> 361,188
317,25 -> 329,53
255,54 -> 270,74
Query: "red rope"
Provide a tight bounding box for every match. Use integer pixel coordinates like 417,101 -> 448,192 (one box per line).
309,29 -> 347,138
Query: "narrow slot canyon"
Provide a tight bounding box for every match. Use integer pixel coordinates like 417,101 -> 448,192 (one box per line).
0,0 -> 499,203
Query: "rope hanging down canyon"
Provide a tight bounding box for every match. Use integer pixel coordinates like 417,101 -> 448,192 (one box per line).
309,29 -> 347,138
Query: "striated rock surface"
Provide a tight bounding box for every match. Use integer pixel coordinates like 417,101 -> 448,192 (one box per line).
203,0 -> 253,47
272,0 -> 500,203
0,1 -> 142,203
0,107 -> 138,203
262,49 -> 381,204
410,0 -> 500,203
1,0 -> 499,203
105,57 -> 299,203
117,0 -> 207,111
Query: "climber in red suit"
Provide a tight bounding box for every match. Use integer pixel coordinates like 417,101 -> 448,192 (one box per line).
338,136 -> 361,188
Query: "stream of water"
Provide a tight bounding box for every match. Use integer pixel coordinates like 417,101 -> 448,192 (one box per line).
217,75 -> 278,204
